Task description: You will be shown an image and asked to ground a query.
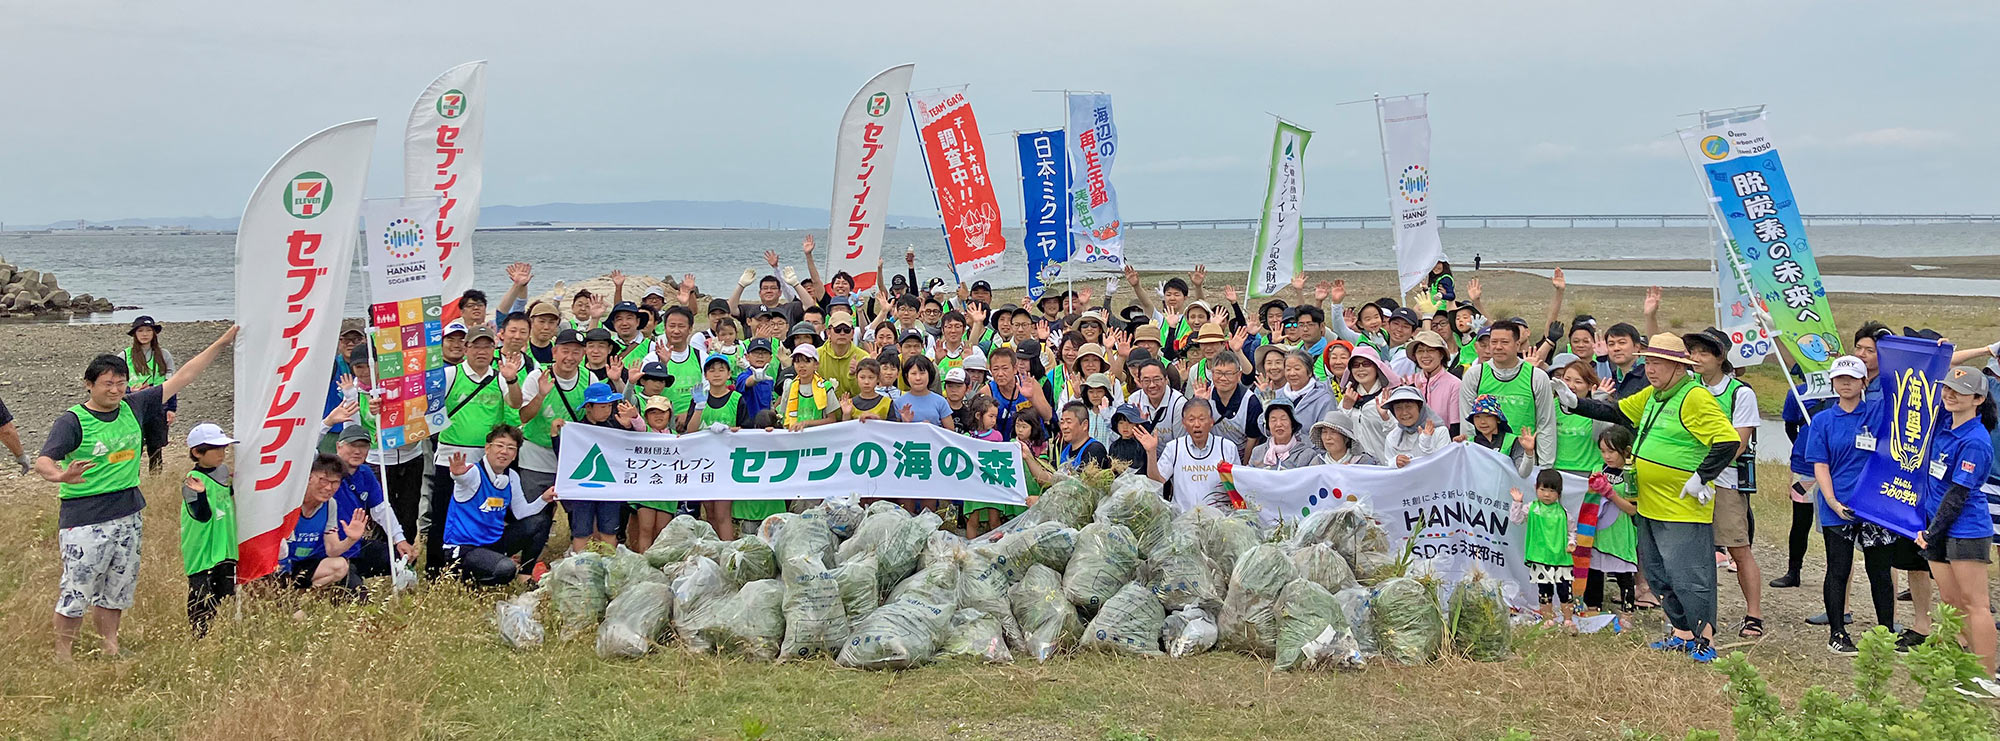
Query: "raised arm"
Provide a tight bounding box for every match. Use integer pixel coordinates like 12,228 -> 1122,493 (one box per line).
801,235 -> 828,303
1544,268 -> 1566,336
161,325 -> 241,401
1123,265 -> 1156,315
1642,285 -> 1662,338
496,262 -> 533,317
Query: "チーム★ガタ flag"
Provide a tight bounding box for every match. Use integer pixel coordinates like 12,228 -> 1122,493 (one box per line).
910,86 -> 1008,280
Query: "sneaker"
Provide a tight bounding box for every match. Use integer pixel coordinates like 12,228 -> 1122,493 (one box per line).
1894,629 -> 1927,653
1768,573 -> 1801,588
1805,611 -> 1852,627
1648,635 -> 1689,653
530,561 -> 550,583
1827,633 -> 1859,657
1954,676 -> 2000,700
1686,639 -> 1718,663
1896,588 -> 1912,602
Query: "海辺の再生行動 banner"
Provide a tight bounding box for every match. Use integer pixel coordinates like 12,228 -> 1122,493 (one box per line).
1066,93 -> 1123,269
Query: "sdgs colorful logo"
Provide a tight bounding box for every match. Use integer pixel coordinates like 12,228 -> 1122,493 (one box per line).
1700,135 -> 1730,160
381,218 -> 425,259
1397,164 -> 1429,205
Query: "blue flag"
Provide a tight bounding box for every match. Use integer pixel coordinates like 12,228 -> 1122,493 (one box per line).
1849,335 -> 1954,539
1016,129 -> 1070,300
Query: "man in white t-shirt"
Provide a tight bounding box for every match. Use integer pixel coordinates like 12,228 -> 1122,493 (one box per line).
1141,399 -> 1240,513
1685,328 -> 1765,638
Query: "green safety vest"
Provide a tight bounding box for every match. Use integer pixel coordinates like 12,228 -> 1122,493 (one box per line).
123,347 -> 167,388
524,372 -> 587,449
1428,273 -> 1453,306
616,336 -> 652,367
699,391 -> 742,428
661,346 -> 704,413
1554,407 -> 1604,473
1455,334 -> 1476,369
181,469 -> 237,575
1476,363 -> 1537,454
1524,500 -> 1572,566
439,365 -> 507,448
1594,475 -> 1639,562
1633,377 -> 1708,475
60,402 -> 142,499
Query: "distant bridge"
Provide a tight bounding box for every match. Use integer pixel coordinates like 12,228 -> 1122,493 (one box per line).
1124,214 -> 2000,229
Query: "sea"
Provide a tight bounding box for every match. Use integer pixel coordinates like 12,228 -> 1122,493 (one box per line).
3,222 -> 1997,324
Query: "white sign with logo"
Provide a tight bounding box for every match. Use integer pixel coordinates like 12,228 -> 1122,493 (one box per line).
361,197 -> 445,302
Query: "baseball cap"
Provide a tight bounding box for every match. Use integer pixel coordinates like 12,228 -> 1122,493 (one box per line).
338,424 -> 372,445
527,300 -> 561,319
792,344 -> 819,361
583,327 -> 616,345
184,423 -> 237,449
706,298 -> 731,315
828,313 -> 854,328
1938,365 -> 1987,396
642,286 -> 667,300
465,326 -> 498,345
1549,352 -> 1580,370
444,320 -> 468,337
1827,355 -> 1867,380
345,346 -> 372,365
898,329 -> 927,345
745,337 -> 775,355
1384,385 -> 1426,407
970,280 -> 992,292
1388,307 -> 1421,328
554,328 -> 585,346
943,367 -> 967,384
639,361 -> 674,382
644,395 -> 675,414
703,354 -> 733,371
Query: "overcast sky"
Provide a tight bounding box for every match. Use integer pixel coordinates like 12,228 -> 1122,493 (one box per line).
3,1 -> 1996,226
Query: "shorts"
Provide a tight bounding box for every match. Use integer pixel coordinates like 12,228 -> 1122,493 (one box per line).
55,511 -> 144,618
1926,536 -> 1994,564
1888,537 -> 1931,572
1711,487 -> 1751,548
283,557 -> 330,589
562,500 -> 621,537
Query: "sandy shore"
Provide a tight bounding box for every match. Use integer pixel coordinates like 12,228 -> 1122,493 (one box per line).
1498,254 -> 2000,279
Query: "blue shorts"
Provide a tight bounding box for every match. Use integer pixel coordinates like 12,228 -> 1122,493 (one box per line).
561,500 -> 621,537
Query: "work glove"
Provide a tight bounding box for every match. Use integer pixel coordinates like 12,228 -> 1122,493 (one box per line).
1586,472 -> 1612,497
1680,474 -> 1714,505
737,268 -> 756,287
1553,381 -> 1578,410
782,267 -> 798,284
16,453 -> 31,475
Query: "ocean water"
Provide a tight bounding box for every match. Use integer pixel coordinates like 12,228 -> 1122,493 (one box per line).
4,222 -> 1996,323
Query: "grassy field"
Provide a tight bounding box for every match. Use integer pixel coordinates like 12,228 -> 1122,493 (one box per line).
3,463 -> 1995,740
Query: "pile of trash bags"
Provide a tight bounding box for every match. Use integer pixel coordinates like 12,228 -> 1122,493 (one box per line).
497,476 -> 1519,671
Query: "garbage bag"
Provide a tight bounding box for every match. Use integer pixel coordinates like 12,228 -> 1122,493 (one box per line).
645,515 -> 720,568
495,589 -> 547,650
865,499 -> 907,516
778,555 -> 849,660
1274,579 -> 1344,671
696,579 -> 786,661
670,555 -> 734,653
889,557 -> 962,604
955,545 -> 1024,650
1333,586 -> 1377,657
830,555 -> 880,632
971,533 -> 1032,587
836,570 -> 958,670
605,545 -> 668,600
1082,582 -> 1165,657
920,530 -> 965,571
1447,569 -> 1513,662
1009,563 -> 1081,662
1370,576 -> 1443,665
548,551 -> 610,639
389,555 -> 418,594
1139,522 -> 1217,611
719,536 -> 778,586
1162,606 -> 1218,658
939,608 -> 1013,663
1289,507 -> 1344,549
1095,474 -> 1172,557
816,494 -> 866,540
1020,521 -> 1078,572
1033,476 -> 1104,529
1310,505 -> 1395,583
766,510 -> 837,569
1063,523 -> 1139,615
875,511 -> 943,595
1216,545 -> 1298,657
1288,542 -> 1357,594
596,581 -> 674,659
1199,515 -> 1261,595
838,506 -> 911,563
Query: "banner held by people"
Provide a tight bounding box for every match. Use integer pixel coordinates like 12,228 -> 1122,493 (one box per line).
828,64 -> 915,294
234,119 -> 377,583
1379,94 -> 1443,295
360,196 -> 452,449
1680,109 -> 1841,398
1850,335 -> 1955,539
1016,128 -> 1071,300
1066,92 -> 1124,269
406,60 -> 485,316
1715,234 -> 1775,368
910,86 -> 1008,280
556,420 -> 1029,504
1246,119 -> 1310,299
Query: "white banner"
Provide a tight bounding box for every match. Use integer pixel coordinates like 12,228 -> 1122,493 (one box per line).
1381,94 -> 1443,295
361,197 -> 444,302
405,60 -> 485,309
829,64 -> 915,294
1066,92 -> 1125,268
361,197 -> 452,448
1228,444 -> 1593,609
556,420 -> 1029,504
234,119 -> 377,582
1714,231 -> 1775,368
1247,120 -> 1310,298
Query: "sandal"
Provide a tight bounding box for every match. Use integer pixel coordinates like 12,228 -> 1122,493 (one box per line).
1738,615 -> 1764,638
1634,598 -> 1660,610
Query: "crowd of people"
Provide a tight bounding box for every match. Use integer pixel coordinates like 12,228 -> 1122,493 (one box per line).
28,236 -> 2000,697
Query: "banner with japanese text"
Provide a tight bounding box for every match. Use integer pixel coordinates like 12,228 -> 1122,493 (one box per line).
555,420 -> 1029,504
829,64 -> 914,294
1016,129 -> 1070,300
1850,335 -> 1954,539
405,61 -> 485,316
1715,234 -> 1775,368
234,119 -> 377,582
1681,112 -> 1841,398
1247,120 -> 1310,298
1381,95 -> 1443,295
911,86 -> 1007,279
360,197 -> 451,448
1066,93 -> 1124,268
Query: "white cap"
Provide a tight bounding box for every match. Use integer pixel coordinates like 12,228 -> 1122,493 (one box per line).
643,285 -> 667,299
185,423 -> 237,449
1827,355 -> 1866,380
944,367 -> 968,384
443,320 -> 468,337
791,344 -> 818,360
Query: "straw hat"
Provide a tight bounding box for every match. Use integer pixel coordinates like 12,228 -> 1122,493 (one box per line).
1192,322 -> 1228,345
1638,332 -> 1695,365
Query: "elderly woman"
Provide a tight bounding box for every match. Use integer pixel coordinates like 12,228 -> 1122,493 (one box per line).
1247,401 -> 1317,470
1308,410 -> 1380,466
1277,347 -> 1335,427
1378,385 -> 1451,468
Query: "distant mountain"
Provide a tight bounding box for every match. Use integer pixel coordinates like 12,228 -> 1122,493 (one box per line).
9,200 -> 937,232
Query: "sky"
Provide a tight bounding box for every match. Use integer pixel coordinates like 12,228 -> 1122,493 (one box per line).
3,1 -> 1997,226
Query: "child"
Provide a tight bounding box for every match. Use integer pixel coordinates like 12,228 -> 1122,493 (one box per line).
874,353 -> 905,401
1466,394 -> 1535,477
633,362 -> 673,404
843,358 -> 894,422
181,423 -> 238,637
686,355 -> 748,538
733,337 -> 778,422
1512,469 -> 1576,627
629,396 -> 680,553
704,316 -> 742,373
780,345 -> 840,432
581,327 -> 617,385
1589,425 -> 1645,614
563,383 -> 635,554
1106,404 -> 1150,475
960,396 -> 1011,537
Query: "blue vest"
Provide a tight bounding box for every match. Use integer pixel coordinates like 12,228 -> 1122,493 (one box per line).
285,503 -> 331,567
443,463 -> 512,547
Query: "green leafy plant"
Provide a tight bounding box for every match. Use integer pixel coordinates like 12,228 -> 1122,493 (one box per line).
738,716 -> 770,741
1716,606 -> 1995,740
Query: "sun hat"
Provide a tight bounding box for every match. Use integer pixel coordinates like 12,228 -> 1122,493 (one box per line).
963,351 -> 989,372
639,361 -> 674,384
607,301 -> 653,330
184,423 -> 237,449
1410,330 -> 1449,351
1192,323 -> 1228,345
583,382 -> 623,405
1083,372 -> 1114,390
1078,343 -> 1109,364
126,315 -> 162,336
1384,385 -> 1427,408
1308,410 -> 1360,448
1467,393 -> 1513,433
1638,332 -> 1695,365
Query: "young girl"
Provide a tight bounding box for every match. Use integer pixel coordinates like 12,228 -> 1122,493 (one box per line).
704,316 -> 742,373
1586,426 -> 1643,616
1425,260 -> 1455,306
126,316 -> 178,471
628,396 -> 680,553
961,397 -> 1020,537
1512,469 -> 1575,627
1081,373 -> 1117,444
780,346 -> 839,432
1465,394 -> 1535,478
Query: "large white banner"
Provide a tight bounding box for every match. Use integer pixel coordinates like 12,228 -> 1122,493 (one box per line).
1247,120 -> 1310,298
1381,94 -> 1443,295
829,64 -> 914,294
234,119 -> 377,582
361,197 -> 452,448
361,197 -> 444,302
556,420 -> 1030,504
405,60 -> 485,309
1066,92 -> 1125,268
1227,444 -> 1592,609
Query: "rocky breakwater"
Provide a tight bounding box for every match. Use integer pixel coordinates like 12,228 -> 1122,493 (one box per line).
0,259 -> 118,317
